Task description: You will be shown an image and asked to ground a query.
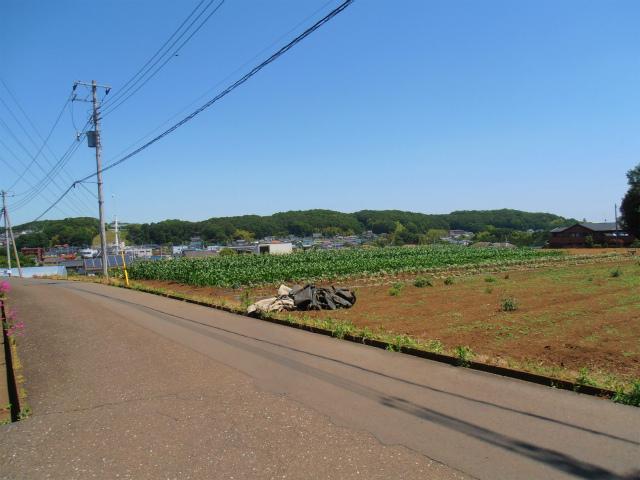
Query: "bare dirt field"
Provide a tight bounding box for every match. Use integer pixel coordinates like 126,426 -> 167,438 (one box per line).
136,253 -> 639,388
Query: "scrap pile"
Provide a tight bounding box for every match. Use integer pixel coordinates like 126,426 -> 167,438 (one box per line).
247,284 -> 356,315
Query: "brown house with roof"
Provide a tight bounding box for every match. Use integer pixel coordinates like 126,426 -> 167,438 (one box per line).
549,222 -> 634,248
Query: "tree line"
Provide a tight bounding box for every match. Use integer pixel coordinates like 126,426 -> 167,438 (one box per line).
14,209 -> 574,248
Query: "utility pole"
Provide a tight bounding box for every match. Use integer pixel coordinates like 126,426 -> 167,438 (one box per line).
2,192 -> 11,271
1,191 -> 22,278
73,80 -> 111,278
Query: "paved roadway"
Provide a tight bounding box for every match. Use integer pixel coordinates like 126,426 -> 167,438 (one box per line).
0,279 -> 638,479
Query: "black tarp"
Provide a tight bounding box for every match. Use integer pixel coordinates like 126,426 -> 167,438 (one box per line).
290,284 -> 356,311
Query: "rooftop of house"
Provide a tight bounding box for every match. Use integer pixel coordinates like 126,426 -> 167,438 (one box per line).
550,222 -> 620,233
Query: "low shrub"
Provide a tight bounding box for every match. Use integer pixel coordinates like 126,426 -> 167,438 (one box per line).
413,277 -> 432,288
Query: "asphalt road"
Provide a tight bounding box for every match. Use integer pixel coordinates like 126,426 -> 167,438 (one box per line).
1,279 -> 639,479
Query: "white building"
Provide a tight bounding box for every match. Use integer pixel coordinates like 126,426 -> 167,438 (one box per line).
257,242 -> 293,255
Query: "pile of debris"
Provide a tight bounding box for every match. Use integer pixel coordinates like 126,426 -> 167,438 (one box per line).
247,284 -> 356,315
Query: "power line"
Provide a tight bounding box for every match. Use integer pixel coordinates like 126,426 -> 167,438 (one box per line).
0,83 -> 95,211
7,96 -> 70,190
102,0 -> 208,106
101,0 -> 226,116
102,0 -> 340,166
30,0 -> 354,222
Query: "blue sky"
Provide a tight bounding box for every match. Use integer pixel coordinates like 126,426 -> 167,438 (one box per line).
1,0 -> 639,225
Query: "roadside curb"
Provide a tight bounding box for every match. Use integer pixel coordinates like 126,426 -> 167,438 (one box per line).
99,281 -> 618,400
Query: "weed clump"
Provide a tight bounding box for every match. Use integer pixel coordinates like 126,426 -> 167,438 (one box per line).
610,268 -> 622,278
413,277 -> 432,288
240,289 -> 252,309
500,297 -> 518,312
443,277 -> 454,286
455,345 -> 473,367
613,380 -> 640,407
388,282 -> 404,296
484,276 -> 496,283
485,286 -> 494,294
426,339 -> 444,353
576,367 -> 597,387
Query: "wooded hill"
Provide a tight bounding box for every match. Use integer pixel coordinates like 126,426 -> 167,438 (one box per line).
14,209 -> 574,247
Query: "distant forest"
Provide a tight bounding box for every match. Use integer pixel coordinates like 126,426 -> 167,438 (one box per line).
14,209 -> 575,248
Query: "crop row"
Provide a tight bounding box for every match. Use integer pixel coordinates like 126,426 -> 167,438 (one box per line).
127,245 -> 564,288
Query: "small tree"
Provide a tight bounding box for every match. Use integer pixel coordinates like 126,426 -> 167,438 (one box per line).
621,163 -> 640,237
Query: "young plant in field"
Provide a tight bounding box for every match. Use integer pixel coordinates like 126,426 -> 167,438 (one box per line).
388,282 -> 404,296
485,286 -> 494,294
455,345 -> 473,367
500,297 -> 518,312
413,277 -> 432,288
610,268 -> 622,278
443,277 -> 454,286
484,276 -> 496,283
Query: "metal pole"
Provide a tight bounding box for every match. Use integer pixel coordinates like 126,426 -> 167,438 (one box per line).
92,80 -> 109,278
2,192 -> 11,271
3,198 -> 22,278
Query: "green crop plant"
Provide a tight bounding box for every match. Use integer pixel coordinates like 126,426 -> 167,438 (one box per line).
128,245 -> 563,289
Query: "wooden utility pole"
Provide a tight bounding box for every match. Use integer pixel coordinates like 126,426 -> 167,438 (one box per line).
73,80 -> 111,278
1,191 -> 22,278
2,192 -> 11,271
91,80 -> 108,278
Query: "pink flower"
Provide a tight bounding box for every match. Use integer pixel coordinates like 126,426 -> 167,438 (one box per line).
0,281 -> 10,295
